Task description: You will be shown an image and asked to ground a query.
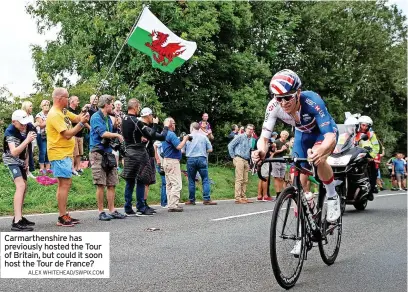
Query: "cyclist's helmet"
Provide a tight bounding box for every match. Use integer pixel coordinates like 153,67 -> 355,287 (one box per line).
358,115 -> 373,126
269,69 -> 302,95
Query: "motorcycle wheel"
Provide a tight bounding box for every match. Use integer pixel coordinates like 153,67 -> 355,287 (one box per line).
353,199 -> 367,211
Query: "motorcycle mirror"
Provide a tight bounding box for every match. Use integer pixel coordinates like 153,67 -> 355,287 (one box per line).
360,134 -> 369,141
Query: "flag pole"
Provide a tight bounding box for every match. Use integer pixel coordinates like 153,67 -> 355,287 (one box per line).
96,5 -> 146,94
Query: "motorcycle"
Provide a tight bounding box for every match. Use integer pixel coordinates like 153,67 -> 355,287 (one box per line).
327,124 -> 371,214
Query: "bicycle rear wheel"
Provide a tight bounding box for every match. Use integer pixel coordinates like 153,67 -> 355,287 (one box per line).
270,186 -> 305,289
317,193 -> 342,265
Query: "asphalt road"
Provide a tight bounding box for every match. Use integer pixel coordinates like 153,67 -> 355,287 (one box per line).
0,191 -> 406,291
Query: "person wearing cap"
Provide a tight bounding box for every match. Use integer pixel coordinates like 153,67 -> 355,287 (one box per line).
89,94 -> 126,221
46,87 -> 90,227
121,102 -> 168,216
2,110 -> 37,231
270,132 -> 278,143
227,124 -> 239,142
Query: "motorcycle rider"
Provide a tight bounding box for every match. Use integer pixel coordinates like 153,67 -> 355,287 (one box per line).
355,115 -> 379,199
252,69 -> 340,255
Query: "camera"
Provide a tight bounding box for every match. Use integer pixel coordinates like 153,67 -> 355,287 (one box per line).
81,105 -> 90,113
179,132 -> 193,142
159,165 -> 165,176
101,138 -> 127,155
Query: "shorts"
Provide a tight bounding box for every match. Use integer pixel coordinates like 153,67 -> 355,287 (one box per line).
272,162 -> 286,178
395,172 -> 405,182
389,169 -> 396,178
292,127 -> 339,169
73,137 -> 84,156
377,169 -> 381,179
90,152 -> 118,186
8,165 -> 27,181
261,162 -> 272,178
51,157 -> 73,178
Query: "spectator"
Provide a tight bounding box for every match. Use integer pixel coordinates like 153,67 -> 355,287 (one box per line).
154,140 -> 167,208
35,100 -> 51,175
88,94 -> 99,117
21,101 -> 36,179
184,122 -> 216,205
272,130 -> 290,199
228,124 -> 255,204
112,100 -> 125,169
228,124 -> 239,141
47,87 -> 89,227
89,94 -> 126,221
257,141 -> 274,202
270,132 -> 278,143
3,110 -> 37,231
138,107 -> 168,214
68,95 -> 89,176
392,153 -> 407,191
387,154 -> 398,190
374,141 -> 386,191
239,126 -> 245,134
121,101 -> 167,216
162,117 -> 190,212
199,113 -> 214,140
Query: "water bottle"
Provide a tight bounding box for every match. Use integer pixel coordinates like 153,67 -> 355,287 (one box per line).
305,192 -> 316,214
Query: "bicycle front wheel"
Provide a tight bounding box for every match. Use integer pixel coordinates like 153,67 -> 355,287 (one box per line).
270,186 -> 305,289
317,194 -> 342,265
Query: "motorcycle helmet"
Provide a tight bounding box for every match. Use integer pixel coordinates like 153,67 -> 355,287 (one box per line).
358,115 -> 373,127
269,69 -> 302,95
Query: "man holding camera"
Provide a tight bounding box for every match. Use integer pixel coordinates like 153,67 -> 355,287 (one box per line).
184,122 -> 216,205
89,95 -> 126,221
47,88 -> 89,227
162,118 -> 190,212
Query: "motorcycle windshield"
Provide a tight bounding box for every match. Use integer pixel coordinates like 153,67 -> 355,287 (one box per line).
333,124 -> 354,154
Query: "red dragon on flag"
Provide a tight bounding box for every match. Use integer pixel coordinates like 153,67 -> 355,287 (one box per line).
145,30 -> 186,66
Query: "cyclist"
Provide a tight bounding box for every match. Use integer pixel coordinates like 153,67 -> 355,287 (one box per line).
252,69 -> 340,224
355,115 -> 379,199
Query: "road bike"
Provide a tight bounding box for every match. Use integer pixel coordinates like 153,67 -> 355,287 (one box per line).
258,156 -> 342,289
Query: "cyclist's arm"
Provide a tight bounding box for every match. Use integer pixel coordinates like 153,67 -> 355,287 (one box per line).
258,99 -> 280,158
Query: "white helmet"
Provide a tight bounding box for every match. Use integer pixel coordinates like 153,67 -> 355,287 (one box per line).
358,115 -> 373,126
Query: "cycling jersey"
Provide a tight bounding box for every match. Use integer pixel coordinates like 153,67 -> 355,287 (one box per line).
261,91 -> 338,165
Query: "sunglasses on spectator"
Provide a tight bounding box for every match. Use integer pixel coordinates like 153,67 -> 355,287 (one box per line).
275,92 -> 297,103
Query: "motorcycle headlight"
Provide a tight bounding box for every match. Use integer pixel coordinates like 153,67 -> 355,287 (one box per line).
327,155 -> 352,167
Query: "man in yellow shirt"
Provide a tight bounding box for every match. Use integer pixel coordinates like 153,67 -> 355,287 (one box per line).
47,88 -> 89,227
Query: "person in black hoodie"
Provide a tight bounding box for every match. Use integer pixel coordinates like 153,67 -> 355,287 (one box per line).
121,99 -> 168,216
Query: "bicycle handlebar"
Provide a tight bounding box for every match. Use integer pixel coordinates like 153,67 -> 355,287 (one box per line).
256,156 -> 310,181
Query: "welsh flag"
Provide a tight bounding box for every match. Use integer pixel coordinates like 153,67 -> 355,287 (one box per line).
127,7 -> 197,73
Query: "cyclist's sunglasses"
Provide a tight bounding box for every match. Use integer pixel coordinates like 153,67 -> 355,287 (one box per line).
275,92 -> 297,103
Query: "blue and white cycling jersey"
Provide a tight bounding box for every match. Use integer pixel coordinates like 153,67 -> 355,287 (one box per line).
261,91 -> 338,161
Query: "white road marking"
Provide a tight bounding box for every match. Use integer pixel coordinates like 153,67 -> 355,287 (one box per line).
211,192 -> 406,222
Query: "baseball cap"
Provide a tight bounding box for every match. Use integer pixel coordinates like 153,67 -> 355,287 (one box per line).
12,110 -> 31,125
272,131 -> 278,136
140,107 -> 153,117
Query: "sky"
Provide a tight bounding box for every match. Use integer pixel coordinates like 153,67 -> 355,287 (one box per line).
0,0 -> 407,97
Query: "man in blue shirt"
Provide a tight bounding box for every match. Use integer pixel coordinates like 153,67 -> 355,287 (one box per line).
162,117 -> 190,212
228,124 -> 255,204
184,122 -> 216,205
90,94 -> 126,221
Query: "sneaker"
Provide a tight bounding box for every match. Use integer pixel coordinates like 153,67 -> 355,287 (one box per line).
27,172 -> 36,179
21,217 -> 35,226
290,240 -> 302,256
391,187 -> 398,191
57,215 -> 74,227
72,170 -> 80,176
263,196 -> 273,202
235,199 -> 247,204
66,213 -> 80,224
147,207 -> 157,214
168,207 -> 184,212
11,219 -> 34,231
125,209 -> 137,217
136,209 -> 155,216
161,205 -> 168,209
110,210 -> 126,219
99,212 -> 113,221
77,169 -> 84,174
326,195 -> 341,223
203,200 -> 217,205
185,200 -> 196,205
257,196 -> 264,202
